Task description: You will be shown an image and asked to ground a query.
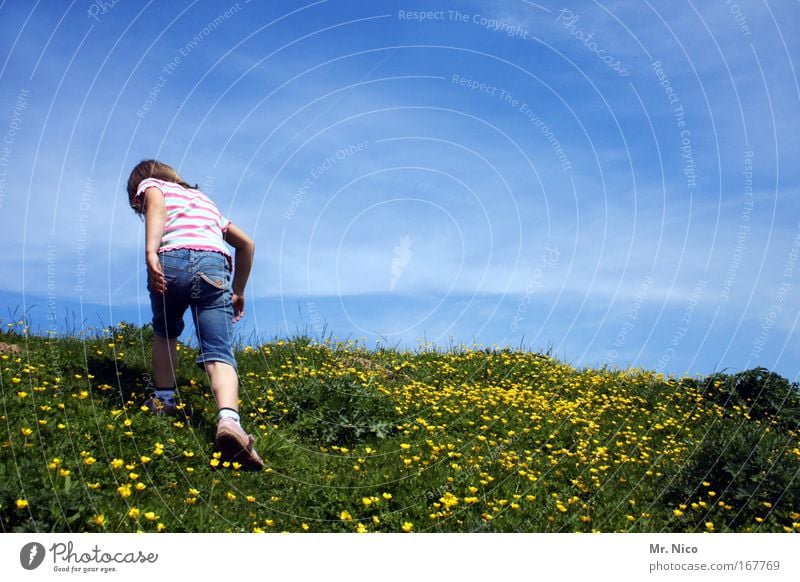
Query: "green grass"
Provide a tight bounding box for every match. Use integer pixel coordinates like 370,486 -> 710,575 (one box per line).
1,319 -> 798,533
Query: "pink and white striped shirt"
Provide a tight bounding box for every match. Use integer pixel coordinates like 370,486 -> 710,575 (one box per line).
135,178 -> 232,265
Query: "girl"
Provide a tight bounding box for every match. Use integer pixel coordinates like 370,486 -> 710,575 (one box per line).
127,159 -> 263,471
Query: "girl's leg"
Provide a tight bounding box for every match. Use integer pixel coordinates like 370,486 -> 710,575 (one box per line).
206,360 -> 262,469
190,253 -> 262,469
153,335 -> 178,387
204,361 -> 239,411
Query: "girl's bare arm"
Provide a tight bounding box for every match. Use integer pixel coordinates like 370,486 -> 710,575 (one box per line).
143,187 -> 167,293
224,223 -> 255,295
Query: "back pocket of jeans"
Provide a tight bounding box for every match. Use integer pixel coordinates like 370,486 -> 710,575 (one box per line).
198,271 -> 228,290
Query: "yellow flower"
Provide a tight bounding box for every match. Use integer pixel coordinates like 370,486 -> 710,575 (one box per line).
705,522 -> 714,531
117,484 -> 132,498
157,523 -> 166,532
140,456 -> 152,464
382,492 -> 393,500
111,458 -> 124,469
48,458 -> 61,470
226,492 -> 237,501
59,468 -> 71,477
135,483 -> 146,491
17,391 -> 28,398
440,492 -> 459,509
16,499 -> 29,510
673,509 -> 684,517
246,495 -> 256,503
92,514 -> 106,526
362,497 -> 373,507
301,523 -> 309,531
83,457 -> 96,466
355,523 -> 368,533
400,443 -> 411,450
20,427 -> 33,436
401,522 -> 413,532
340,510 -> 353,521
128,508 -> 140,519
143,511 -> 159,521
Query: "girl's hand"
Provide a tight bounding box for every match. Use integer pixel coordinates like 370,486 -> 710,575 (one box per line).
147,254 -> 167,294
232,292 -> 245,322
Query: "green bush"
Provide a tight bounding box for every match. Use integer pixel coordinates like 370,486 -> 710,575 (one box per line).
692,367 -> 800,431
280,376 -> 398,446
664,418 -> 799,530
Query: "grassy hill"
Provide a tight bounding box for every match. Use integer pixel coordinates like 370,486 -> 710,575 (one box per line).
1,320 -> 799,533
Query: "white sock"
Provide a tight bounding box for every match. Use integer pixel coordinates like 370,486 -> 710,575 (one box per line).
218,408 -> 240,424
154,389 -> 176,405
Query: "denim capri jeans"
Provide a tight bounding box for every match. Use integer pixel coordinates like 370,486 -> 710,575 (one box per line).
148,249 -> 237,370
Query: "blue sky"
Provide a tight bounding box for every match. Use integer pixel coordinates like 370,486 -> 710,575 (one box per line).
0,0 -> 798,380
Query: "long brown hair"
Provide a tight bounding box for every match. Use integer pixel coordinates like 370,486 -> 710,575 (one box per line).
127,159 -> 198,214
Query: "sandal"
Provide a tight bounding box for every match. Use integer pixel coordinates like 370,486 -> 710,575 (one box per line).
214,417 -> 264,471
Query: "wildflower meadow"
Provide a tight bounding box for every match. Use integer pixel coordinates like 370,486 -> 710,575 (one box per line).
1,319 -> 798,533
